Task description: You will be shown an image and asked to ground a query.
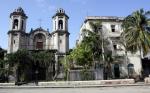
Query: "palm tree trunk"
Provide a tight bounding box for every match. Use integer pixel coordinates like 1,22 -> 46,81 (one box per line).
139,46 -> 143,79
125,50 -> 129,78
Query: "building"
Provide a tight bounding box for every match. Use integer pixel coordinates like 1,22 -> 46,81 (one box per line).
7,7 -> 70,79
77,16 -> 142,79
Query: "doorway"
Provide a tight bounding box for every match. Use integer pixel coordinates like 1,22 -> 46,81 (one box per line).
142,58 -> 150,77
114,64 -> 120,78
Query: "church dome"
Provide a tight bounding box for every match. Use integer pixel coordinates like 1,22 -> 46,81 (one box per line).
10,7 -> 28,18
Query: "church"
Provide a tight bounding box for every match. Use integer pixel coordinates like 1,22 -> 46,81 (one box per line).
7,7 -> 70,79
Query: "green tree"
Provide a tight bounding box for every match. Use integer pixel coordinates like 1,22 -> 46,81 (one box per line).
62,21 -> 113,80
70,43 -> 93,68
7,49 -> 31,83
122,9 -> 150,57
61,55 -> 73,80
121,9 -> 150,78
83,21 -> 113,79
31,51 -> 55,81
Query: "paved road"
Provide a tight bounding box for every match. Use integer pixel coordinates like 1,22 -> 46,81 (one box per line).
0,86 -> 150,93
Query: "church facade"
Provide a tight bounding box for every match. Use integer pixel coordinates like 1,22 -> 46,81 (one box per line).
7,7 -> 70,76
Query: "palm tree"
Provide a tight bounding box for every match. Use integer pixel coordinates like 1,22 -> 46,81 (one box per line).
122,9 -> 150,57
122,9 -> 150,78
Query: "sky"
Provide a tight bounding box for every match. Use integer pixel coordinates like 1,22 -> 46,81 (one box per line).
0,0 -> 150,49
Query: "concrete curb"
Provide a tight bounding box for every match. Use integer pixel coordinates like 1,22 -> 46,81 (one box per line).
0,83 -> 150,89
0,79 -> 149,89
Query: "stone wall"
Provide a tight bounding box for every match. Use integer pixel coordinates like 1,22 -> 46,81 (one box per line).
69,69 -> 103,81
144,77 -> 150,84
39,79 -> 135,87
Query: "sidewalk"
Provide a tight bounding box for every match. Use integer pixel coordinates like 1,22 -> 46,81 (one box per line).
0,80 -> 149,88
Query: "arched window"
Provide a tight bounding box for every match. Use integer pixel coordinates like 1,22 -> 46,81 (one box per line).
13,19 -> 18,29
33,33 -> 46,50
58,20 -> 63,29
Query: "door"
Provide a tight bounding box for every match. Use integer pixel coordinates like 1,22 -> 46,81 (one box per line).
36,42 -> 43,49
114,64 -> 120,78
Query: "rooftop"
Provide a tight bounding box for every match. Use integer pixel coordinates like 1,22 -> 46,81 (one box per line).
85,16 -> 124,22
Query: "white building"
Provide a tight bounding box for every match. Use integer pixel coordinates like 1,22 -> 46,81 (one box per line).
77,16 -> 142,79
7,7 -> 70,75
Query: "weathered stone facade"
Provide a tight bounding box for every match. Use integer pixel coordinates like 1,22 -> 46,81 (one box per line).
77,16 -> 142,79
7,7 -> 70,74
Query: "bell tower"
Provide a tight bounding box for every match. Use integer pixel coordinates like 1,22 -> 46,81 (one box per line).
8,7 -> 28,53
52,8 -> 69,53
10,7 -> 27,32
51,8 -> 70,76
52,8 -> 69,31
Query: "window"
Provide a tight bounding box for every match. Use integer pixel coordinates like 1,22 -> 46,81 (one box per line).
113,44 -> 117,50
14,40 -> 15,44
60,10 -> 62,13
98,25 -> 102,32
128,64 -> 134,76
58,20 -> 63,29
60,40 -> 62,43
111,25 -> 115,32
13,19 -> 18,29
38,34 -> 42,39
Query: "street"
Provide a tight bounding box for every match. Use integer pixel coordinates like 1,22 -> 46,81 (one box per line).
0,86 -> 150,93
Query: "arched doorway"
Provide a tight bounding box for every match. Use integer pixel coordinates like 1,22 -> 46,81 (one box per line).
128,63 -> 134,77
33,33 -> 46,50
114,64 -> 120,78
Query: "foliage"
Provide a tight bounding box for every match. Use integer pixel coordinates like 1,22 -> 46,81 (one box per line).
61,55 -> 73,80
7,49 -> 31,82
31,51 -> 55,68
7,49 -> 55,82
80,68 -> 93,80
122,9 -> 150,56
71,43 -> 93,67
62,21 -> 113,70
8,49 -> 31,69
0,59 -> 9,82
